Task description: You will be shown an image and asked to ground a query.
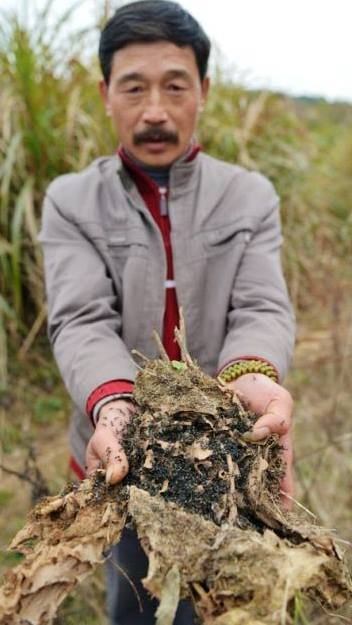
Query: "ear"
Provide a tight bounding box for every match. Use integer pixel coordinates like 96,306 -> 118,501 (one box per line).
99,79 -> 111,116
199,75 -> 210,112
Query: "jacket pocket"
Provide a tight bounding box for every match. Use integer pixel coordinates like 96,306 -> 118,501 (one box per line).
107,234 -> 130,258
107,228 -> 149,259
203,223 -> 253,257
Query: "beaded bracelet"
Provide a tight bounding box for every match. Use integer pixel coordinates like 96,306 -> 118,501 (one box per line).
218,359 -> 279,384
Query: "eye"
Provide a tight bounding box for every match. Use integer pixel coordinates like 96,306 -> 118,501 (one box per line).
125,85 -> 144,94
167,83 -> 186,92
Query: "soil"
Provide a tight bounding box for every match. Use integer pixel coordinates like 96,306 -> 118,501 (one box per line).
123,356 -> 284,530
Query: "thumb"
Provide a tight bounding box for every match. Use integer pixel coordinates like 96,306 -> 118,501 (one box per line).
105,447 -> 129,484
252,392 -> 292,439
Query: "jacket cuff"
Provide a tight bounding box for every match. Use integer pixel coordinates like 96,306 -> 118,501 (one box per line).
217,356 -> 280,382
86,380 -> 134,424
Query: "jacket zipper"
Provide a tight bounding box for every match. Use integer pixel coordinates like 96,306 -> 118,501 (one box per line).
158,186 -> 176,289
159,186 -> 168,216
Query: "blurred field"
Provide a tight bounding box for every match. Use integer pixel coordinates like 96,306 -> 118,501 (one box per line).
0,3 -> 351,624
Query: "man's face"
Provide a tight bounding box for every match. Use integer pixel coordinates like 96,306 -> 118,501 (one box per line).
100,41 -> 209,167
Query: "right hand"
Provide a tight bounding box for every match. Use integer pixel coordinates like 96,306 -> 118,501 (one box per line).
85,399 -> 135,484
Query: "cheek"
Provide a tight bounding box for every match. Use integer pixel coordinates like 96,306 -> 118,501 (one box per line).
111,108 -> 138,137
173,102 -> 199,132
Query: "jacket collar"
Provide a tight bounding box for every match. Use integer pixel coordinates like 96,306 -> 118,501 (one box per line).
116,142 -> 201,196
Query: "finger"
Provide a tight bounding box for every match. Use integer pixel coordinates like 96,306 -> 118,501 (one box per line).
85,440 -> 103,476
253,412 -> 291,437
86,430 -> 129,483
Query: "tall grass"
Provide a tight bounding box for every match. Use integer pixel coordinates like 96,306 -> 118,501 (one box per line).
200,83 -> 352,315
0,3 -> 114,382
0,1 -> 352,379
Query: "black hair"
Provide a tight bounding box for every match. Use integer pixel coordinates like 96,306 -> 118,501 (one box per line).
99,0 -> 211,84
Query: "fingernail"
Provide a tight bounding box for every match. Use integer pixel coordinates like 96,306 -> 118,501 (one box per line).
105,465 -> 114,484
244,426 -> 271,442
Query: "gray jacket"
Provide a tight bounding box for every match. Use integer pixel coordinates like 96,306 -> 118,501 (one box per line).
39,152 -> 295,467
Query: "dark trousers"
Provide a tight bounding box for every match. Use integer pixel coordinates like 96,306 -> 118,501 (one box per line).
106,527 -> 198,625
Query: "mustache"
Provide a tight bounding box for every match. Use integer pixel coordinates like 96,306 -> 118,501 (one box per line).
133,127 -> 179,146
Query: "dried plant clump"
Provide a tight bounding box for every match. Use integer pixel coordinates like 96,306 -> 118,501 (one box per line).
129,487 -> 351,625
0,322 -> 351,624
0,474 -> 127,625
125,354 -> 285,529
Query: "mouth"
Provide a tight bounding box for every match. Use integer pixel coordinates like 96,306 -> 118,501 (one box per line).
143,140 -> 169,152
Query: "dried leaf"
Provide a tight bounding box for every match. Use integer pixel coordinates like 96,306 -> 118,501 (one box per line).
129,488 -> 351,624
212,609 -> 265,625
246,455 -> 269,505
156,440 -> 172,451
155,565 -> 181,625
0,477 -> 126,625
144,449 -> 155,469
186,443 -> 213,462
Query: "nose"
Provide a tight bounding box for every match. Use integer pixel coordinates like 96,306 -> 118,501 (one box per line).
141,88 -> 168,125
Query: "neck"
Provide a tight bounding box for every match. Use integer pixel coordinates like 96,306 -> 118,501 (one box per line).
122,149 -> 171,187
123,147 -> 190,170
118,141 -> 201,189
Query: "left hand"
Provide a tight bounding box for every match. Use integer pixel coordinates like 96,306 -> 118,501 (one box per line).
225,373 -> 294,509
86,399 -> 135,484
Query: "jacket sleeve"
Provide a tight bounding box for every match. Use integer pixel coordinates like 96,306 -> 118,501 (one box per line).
217,196 -> 295,382
38,192 -> 137,415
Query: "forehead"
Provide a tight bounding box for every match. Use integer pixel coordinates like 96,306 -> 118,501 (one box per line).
110,41 -> 200,80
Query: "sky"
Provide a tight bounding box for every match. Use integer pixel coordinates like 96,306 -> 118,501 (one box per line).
4,0 -> 352,102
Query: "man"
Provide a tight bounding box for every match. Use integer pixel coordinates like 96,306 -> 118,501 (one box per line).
39,1 -> 295,623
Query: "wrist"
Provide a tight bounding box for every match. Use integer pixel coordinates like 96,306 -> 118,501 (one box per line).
96,399 -> 134,434
99,398 -> 134,418
86,380 -> 134,425
226,372 -> 277,392
93,393 -> 134,424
